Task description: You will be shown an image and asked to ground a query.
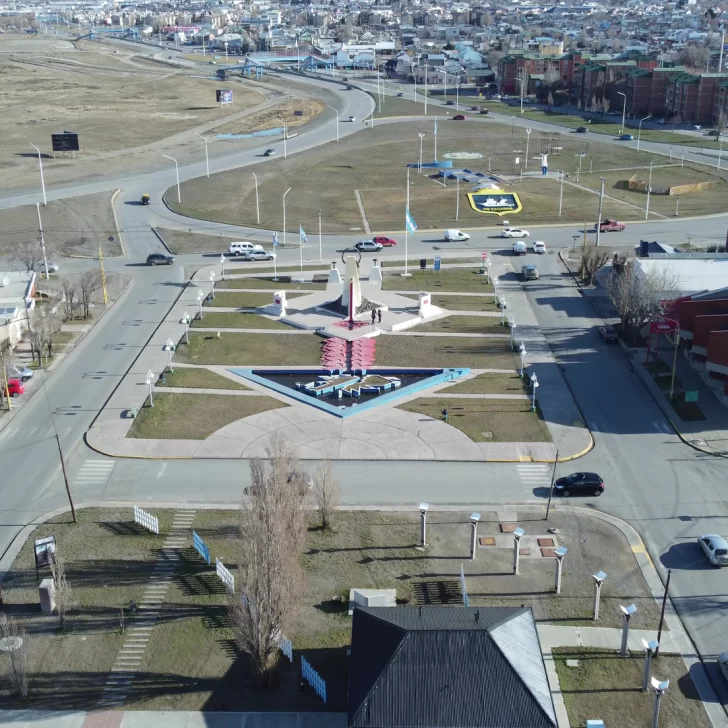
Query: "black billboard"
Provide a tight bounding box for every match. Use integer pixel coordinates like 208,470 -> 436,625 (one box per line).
51,132 -> 79,152
216,89 -> 233,105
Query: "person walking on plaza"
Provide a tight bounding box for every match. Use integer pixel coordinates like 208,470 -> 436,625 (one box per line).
371,309 -> 376,326
377,308 -> 382,324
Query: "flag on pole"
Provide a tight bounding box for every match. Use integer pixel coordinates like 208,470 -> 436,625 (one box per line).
299,224 -> 308,244
405,208 -> 418,233
434,119 -> 438,135
273,232 -> 279,247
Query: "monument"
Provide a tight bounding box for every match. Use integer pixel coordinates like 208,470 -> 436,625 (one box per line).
341,255 -> 363,325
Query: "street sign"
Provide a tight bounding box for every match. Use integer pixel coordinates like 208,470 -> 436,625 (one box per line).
650,319 -> 677,334
685,390 -> 699,402
434,255 -> 441,271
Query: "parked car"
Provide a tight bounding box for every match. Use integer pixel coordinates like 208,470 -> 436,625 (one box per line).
512,241 -> 528,255
521,264 -> 539,280
554,472 -> 604,497
242,249 -> 274,261
698,534 -> 728,567
599,219 -> 626,232
6,364 -> 33,382
576,127 -> 589,133
146,253 -> 174,266
444,229 -> 470,242
619,134 -> 634,141
599,325 -> 619,343
501,228 -> 530,238
263,148 -> 276,157
229,241 -> 264,256
533,241 -> 546,254
453,114 -> 467,121
373,236 -> 397,247
5,379 -> 24,398
355,240 -> 384,252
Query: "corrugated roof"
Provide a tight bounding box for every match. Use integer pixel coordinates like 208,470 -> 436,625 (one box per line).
348,606 -> 556,728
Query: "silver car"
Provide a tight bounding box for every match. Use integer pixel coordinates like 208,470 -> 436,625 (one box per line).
7,364 -> 33,383
698,534 -> 728,566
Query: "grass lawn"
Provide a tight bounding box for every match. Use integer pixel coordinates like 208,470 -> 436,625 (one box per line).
156,367 -> 248,390
217,277 -> 326,291
398,294 -> 499,311
383,267 -> 494,293
381,257 -> 482,268
373,96 -> 426,119
554,648 -> 710,728
53,331 -> 78,345
227,264 -> 326,274
671,397 -> 706,422
415,315 -> 506,333
153,228 -> 268,255
128,393 -> 288,439
204,291 -> 305,309
439,372 -> 527,395
191,312 -> 292,330
376,334 -> 517,369
175,332 -> 324,366
399,397 -> 551,442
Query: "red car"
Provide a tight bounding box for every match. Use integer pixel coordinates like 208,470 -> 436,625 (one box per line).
373,236 -> 397,247
599,219 -> 626,232
453,114 -> 467,121
5,379 -> 24,398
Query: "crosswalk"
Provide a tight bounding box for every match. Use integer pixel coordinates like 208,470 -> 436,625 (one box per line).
74,459 -> 115,486
516,463 -> 552,496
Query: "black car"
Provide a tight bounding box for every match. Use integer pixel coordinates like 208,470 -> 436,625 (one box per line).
146,253 -> 174,266
264,148 -> 276,157
576,126 -> 589,133
445,100 -> 455,105
599,325 -> 619,343
554,472 -> 604,497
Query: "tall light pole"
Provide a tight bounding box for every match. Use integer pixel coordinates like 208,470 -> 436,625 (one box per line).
620,604 -> 638,656
455,176 -> 460,221
424,65 -> 428,114
318,208 -> 323,263
146,370 -> 155,407
517,76 -> 525,115
418,132 -> 425,173
197,289 -> 204,320
252,173 -> 260,224
525,128 -> 532,170
642,640 -> 659,692
592,571 -> 607,620
595,176 -> 606,247
513,527 -> 525,575
327,105 -> 339,142
617,91 -> 627,134
282,187 -> 292,247
637,114 -> 652,150
469,512 -> 480,560
718,135 -> 724,170
648,159 -> 656,188
559,170 -> 564,217
530,373 -> 539,412
283,123 -> 288,158
29,143 -> 47,206
36,203 -> 50,280
193,132 -> 209,178
161,153 -> 180,203
554,546 -> 567,594
455,82 -> 460,111
419,503 -> 429,547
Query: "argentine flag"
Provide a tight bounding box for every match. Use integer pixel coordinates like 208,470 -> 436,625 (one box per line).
299,224 -> 308,244
434,119 -> 438,135
273,232 -> 279,247
405,208 -> 418,233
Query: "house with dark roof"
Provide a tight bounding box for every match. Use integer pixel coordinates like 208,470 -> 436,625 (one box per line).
348,606 -> 557,728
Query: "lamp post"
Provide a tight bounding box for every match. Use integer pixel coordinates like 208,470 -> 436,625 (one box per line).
418,132 -> 425,172
146,369 -> 155,407
29,143 -> 47,206
645,185 -> 652,220
252,173 -> 260,224
182,311 -> 191,344
455,176 -> 460,221
493,276 -> 499,304
519,342 -> 527,377
197,289 -> 204,320
283,123 -> 288,158
282,187 -> 292,246
193,132 -> 210,178
161,153 -> 180,203
718,135 -> 724,170
165,338 -> 175,373
500,297 -> 507,325
516,76 -> 524,115
559,170 -> 564,217
637,114 -> 652,150
209,270 -> 216,299
419,503 -> 429,547
651,678 -> 669,728
554,546 -> 567,594
509,317 -> 516,349
469,512 -> 481,560
525,128 -> 532,170
530,373 -> 539,412
648,159 -> 656,188
318,208 -> 323,263
617,91 -> 627,134
592,571 -> 607,620
455,82 -> 460,112
513,527 -> 525,575
642,639 -> 659,692
327,105 -> 340,142
620,604 -> 638,656
220,254 -> 226,280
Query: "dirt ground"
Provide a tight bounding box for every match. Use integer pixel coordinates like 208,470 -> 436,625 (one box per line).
171,118 -> 728,233
216,98 -> 325,135
0,191 -> 120,258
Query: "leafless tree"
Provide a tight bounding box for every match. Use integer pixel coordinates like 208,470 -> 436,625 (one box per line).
228,434 -> 307,684
41,308 -> 63,361
606,263 -> 681,343
60,276 -> 79,321
26,311 -> 44,367
314,455 -> 340,530
679,44 -> 710,72
49,552 -> 72,630
9,240 -> 44,273
0,614 -> 29,699
78,270 -> 101,320
580,246 -> 610,286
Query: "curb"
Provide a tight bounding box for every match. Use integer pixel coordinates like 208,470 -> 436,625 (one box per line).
151,225 -> 173,254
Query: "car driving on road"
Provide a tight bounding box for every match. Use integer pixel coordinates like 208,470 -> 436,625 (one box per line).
444,229 -> 470,242
698,534 -> 728,566
355,240 -> 384,252
146,253 -> 175,266
373,236 -> 397,247
501,228 -> 530,238
599,326 -> 619,343
554,472 -> 604,497
241,249 -> 275,261
533,241 -> 546,254
263,149 -> 276,157
521,264 -> 539,280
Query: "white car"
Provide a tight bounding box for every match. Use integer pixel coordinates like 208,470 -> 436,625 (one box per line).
355,240 -> 383,252
533,241 -> 546,254
242,249 -> 274,261
501,228 -> 530,238
444,229 -> 470,242
698,534 -> 728,567
229,241 -> 264,256
349,115 -> 356,122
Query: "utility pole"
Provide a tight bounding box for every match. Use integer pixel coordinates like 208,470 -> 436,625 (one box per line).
545,450 -> 559,519
98,246 -> 108,305
655,569 -> 672,657
36,203 -> 50,280
56,434 -> 77,523
595,177 -> 606,247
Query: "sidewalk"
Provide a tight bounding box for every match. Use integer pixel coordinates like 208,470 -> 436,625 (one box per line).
538,624 -> 679,654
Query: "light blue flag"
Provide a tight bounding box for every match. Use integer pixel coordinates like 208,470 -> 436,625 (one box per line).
273,231 -> 279,246
434,119 -> 438,135
299,224 -> 307,244
405,208 -> 418,233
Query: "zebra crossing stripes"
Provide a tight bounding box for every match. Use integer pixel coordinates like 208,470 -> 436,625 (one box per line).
516,463 -> 552,495
74,459 -> 114,485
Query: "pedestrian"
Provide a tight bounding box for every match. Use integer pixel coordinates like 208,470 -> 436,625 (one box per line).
371,308 -> 376,325
377,308 -> 382,323
441,408 -> 449,423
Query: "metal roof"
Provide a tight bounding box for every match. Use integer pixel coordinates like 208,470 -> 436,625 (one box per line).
348,606 -> 557,728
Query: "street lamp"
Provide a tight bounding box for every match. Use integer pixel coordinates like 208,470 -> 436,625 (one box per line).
530,373 -> 539,412
637,114 -> 652,151
252,173 -> 260,224
469,512 -> 481,560
164,338 -> 175,373
327,105 -> 340,142
493,275 -> 499,304
500,297 -> 507,325
554,546 -> 567,594
282,187 -> 292,247
419,503 -> 429,547
161,153 -> 180,204
516,76 -> 525,115
617,91 -> 627,134
645,185 -> 652,220
283,122 -> 288,158
181,311 -> 191,344
220,254 -> 226,280
513,527 -> 525,575
209,270 -> 216,299
519,342 -> 527,377
718,135 -> 724,170
193,132 -> 210,178
29,143 -> 47,206
525,128 -> 532,170
197,289 -> 204,320
619,603 -> 638,656
146,369 -> 155,407
651,678 -> 669,728
592,571 -> 607,620
418,132 -> 425,173
642,639 -> 659,692
509,317 -> 516,349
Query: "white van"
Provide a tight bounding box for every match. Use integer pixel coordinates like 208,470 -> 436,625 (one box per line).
229,241 -> 264,256
444,229 -> 471,242
512,241 -> 527,255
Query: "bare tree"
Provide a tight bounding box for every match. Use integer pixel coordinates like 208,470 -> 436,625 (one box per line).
41,308 -> 63,361
78,270 -> 101,320
580,246 -> 610,285
9,240 -> 44,273
606,263 -> 681,343
314,455 -> 340,530
26,311 -> 44,367
0,614 -> 29,699
60,275 -> 79,321
49,552 -> 72,630
228,434 -> 307,684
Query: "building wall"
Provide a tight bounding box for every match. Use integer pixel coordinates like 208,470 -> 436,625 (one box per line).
679,299 -> 728,340
705,330 -> 728,389
691,314 -> 728,358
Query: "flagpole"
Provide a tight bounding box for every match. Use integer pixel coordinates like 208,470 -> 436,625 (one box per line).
434,120 -> 437,161
405,167 -> 410,276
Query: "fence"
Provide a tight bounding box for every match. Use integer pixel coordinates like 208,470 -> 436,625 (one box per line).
193,530 -> 211,565
215,558 -> 235,593
280,636 -> 293,663
301,656 -> 327,703
133,506 -> 159,535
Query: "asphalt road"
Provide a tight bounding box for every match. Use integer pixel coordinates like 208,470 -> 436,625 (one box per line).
2,65 -> 728,711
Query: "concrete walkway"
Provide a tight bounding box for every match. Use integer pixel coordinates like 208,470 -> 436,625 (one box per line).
537,624 -> 679,654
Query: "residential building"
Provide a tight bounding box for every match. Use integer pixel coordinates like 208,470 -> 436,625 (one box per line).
0,271 -> 36,353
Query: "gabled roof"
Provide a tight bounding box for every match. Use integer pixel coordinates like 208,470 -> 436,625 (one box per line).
348,606 -> 557,728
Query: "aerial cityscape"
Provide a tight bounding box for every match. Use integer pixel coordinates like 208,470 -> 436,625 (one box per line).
1,0 -> 728,726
